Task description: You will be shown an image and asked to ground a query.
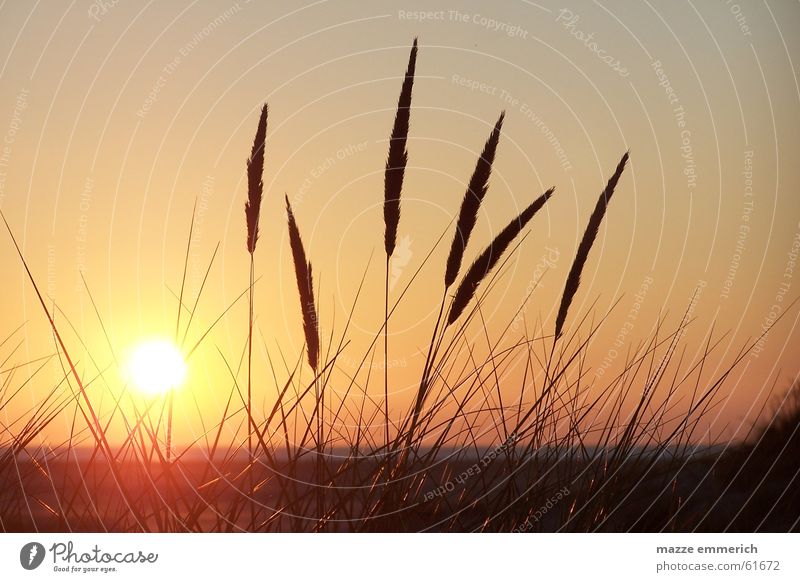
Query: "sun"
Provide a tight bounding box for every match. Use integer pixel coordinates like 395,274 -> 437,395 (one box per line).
125,339 -> 187,396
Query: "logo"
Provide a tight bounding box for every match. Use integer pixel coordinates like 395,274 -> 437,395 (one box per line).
20,542 -> 46,570
389,234 -> 413,290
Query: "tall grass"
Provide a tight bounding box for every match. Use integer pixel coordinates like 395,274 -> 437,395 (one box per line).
1,42 -> 796,533
403,187 -> 554,458
285,195 -> 323,520
447,187 -> 554,326
244,102 -> 268,527
409,110 -> 509,467
555,151 -> 629,340
444,112 -> 505,289
382,38 -> 418,450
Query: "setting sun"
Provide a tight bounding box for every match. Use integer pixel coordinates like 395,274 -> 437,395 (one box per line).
125,340 -> 187,396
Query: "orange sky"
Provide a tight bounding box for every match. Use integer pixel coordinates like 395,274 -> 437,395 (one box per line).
1,0 -> 799,446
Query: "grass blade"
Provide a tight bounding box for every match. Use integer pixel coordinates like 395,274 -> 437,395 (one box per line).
444,112 -> 505,288
245,103 -> 269,254
384,38 -> 417,258
554,151 -> 629,340
448,187 -> 554,326
286,195 -> 319,371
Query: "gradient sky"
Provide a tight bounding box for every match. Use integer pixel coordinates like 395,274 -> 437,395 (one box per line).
1,0 -> 799,446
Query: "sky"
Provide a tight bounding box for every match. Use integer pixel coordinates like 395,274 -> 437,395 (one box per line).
1,0 -> 799,446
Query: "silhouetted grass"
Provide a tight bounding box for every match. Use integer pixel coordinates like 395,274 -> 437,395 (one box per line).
555,151 -> 629,340
382,38 -> 418,450
444,112 -> 505,289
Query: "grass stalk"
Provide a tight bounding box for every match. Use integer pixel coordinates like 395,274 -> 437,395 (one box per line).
244,102 -> 269,529
383,38 -> 418,450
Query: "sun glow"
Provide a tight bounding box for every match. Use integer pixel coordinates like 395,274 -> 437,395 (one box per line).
125,339 -> 187,396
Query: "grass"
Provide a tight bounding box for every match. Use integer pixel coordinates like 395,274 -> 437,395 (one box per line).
383,38 -> 418,451
244,102 -> 268,529
0,40 -> 798,533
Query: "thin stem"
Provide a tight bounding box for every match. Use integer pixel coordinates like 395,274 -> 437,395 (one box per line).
166,392 -> 174,464
315,373 -> 322,528
401,291 -> 446,461
165,391 -> 175,531
247,253 -> 255,529
384,256 -> 390,450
